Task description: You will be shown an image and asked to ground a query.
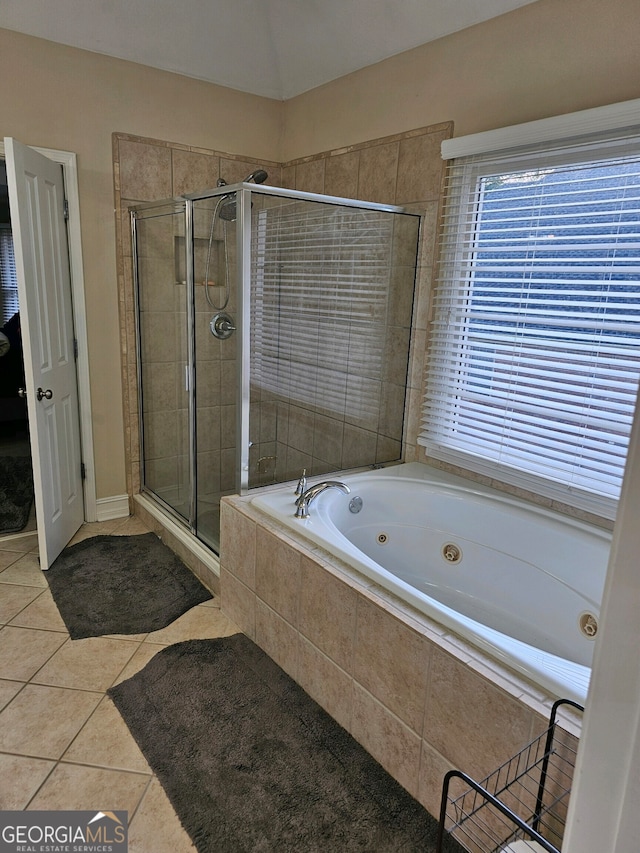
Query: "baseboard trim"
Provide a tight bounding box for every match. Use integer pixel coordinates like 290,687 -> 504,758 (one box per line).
96,494 -> 130,522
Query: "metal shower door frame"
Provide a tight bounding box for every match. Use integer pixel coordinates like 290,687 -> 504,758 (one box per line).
181,182 -> 255,497
131,198 -> 198,533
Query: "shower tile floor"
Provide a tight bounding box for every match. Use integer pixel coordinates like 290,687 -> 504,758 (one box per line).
0,515 -> 239,852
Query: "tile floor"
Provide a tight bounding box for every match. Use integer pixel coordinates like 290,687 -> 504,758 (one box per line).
0,515 -> 240,852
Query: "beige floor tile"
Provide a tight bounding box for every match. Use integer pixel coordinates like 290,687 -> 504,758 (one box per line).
145,603 -> 239,645
0,550 -> 22,571
64,696 -> 151,773
129,778 -> 196,853
0,583 -> 43,624
112,643 -> 165,686
8,588 -> 69,632
0,552 -> 47,587
66,521 -> 126,546
0,528 -> 242,845
111,516 -> 151,536
0,754 -> 56,809
27,763 -> 150,814
0,626 -> 67,680
113,642 -> 166,684
0,678 -> 23,711
0,683 -> 102,758
0,533 -> 39,554
32,636 -> 141,692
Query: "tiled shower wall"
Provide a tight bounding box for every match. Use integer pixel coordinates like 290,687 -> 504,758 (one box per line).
113,122 -> 452,501
113,137 -> 282,501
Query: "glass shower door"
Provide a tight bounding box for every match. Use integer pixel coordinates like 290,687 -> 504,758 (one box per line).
134,202 -> 193,524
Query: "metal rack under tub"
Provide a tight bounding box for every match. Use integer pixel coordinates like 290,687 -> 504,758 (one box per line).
436,699 -> 584,853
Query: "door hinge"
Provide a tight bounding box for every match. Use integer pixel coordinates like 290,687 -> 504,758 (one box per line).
63,198 -> 69,221
73,338 -> 78,360
80,462 -> 86,480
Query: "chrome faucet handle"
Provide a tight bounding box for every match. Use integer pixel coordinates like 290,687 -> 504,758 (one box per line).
294,468 -> 307,497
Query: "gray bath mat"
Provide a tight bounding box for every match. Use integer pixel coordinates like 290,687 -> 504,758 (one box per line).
0,456 -> 34,534
47,533 -> 212,639
108,634 -> 460,853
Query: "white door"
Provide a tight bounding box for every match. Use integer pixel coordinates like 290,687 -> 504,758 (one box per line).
4,138 -> 84,569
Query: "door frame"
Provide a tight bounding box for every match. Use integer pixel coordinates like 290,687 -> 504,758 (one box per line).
0,141 -> 97,522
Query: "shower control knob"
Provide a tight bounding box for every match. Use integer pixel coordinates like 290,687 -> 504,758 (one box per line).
210,312 -> 236,340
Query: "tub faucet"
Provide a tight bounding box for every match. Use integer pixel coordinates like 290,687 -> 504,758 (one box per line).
294,481 -> 350,519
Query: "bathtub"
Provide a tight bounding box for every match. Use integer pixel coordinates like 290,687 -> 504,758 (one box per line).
251,463 -> 611,703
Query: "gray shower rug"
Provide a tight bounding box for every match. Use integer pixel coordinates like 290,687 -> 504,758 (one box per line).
108,634 -> 461,853
47,532 -> 212,639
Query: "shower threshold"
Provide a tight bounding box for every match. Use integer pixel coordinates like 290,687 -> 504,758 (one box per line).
133,493 -> 221,595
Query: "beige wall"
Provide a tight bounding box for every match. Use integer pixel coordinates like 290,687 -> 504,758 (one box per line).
0,28 -> 282,500
2,0 -> 639,504
282,0 -> 640,160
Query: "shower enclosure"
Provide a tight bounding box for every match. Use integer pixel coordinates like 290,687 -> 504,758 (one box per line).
132,182 -> 420,553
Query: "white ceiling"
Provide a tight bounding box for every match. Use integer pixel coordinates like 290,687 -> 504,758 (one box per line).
1,0 -> 540,100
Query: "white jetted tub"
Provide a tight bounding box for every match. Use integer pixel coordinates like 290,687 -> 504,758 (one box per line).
252,463 -> 611,703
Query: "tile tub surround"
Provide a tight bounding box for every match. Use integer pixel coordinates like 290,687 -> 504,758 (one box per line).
219,495 -> 582,820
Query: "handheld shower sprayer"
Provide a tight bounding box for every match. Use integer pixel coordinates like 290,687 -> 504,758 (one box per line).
244,169 -> 268,184
204,167 -> 270,311
216,170 -> 268,189
204,169 -> 269,312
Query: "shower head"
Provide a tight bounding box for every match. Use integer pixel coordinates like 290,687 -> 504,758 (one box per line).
219,197 -> 237,221
217,170 -> 268,221
244,169 -> 268,184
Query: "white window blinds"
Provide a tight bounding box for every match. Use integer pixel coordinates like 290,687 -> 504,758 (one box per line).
0,227 -> 19,326
250,201 -> 393,421
420,128 -> 640,519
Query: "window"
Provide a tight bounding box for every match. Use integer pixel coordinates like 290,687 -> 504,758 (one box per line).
420,110 -> 640,519
250,199 -> 395,421
0,226 -> 19,325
